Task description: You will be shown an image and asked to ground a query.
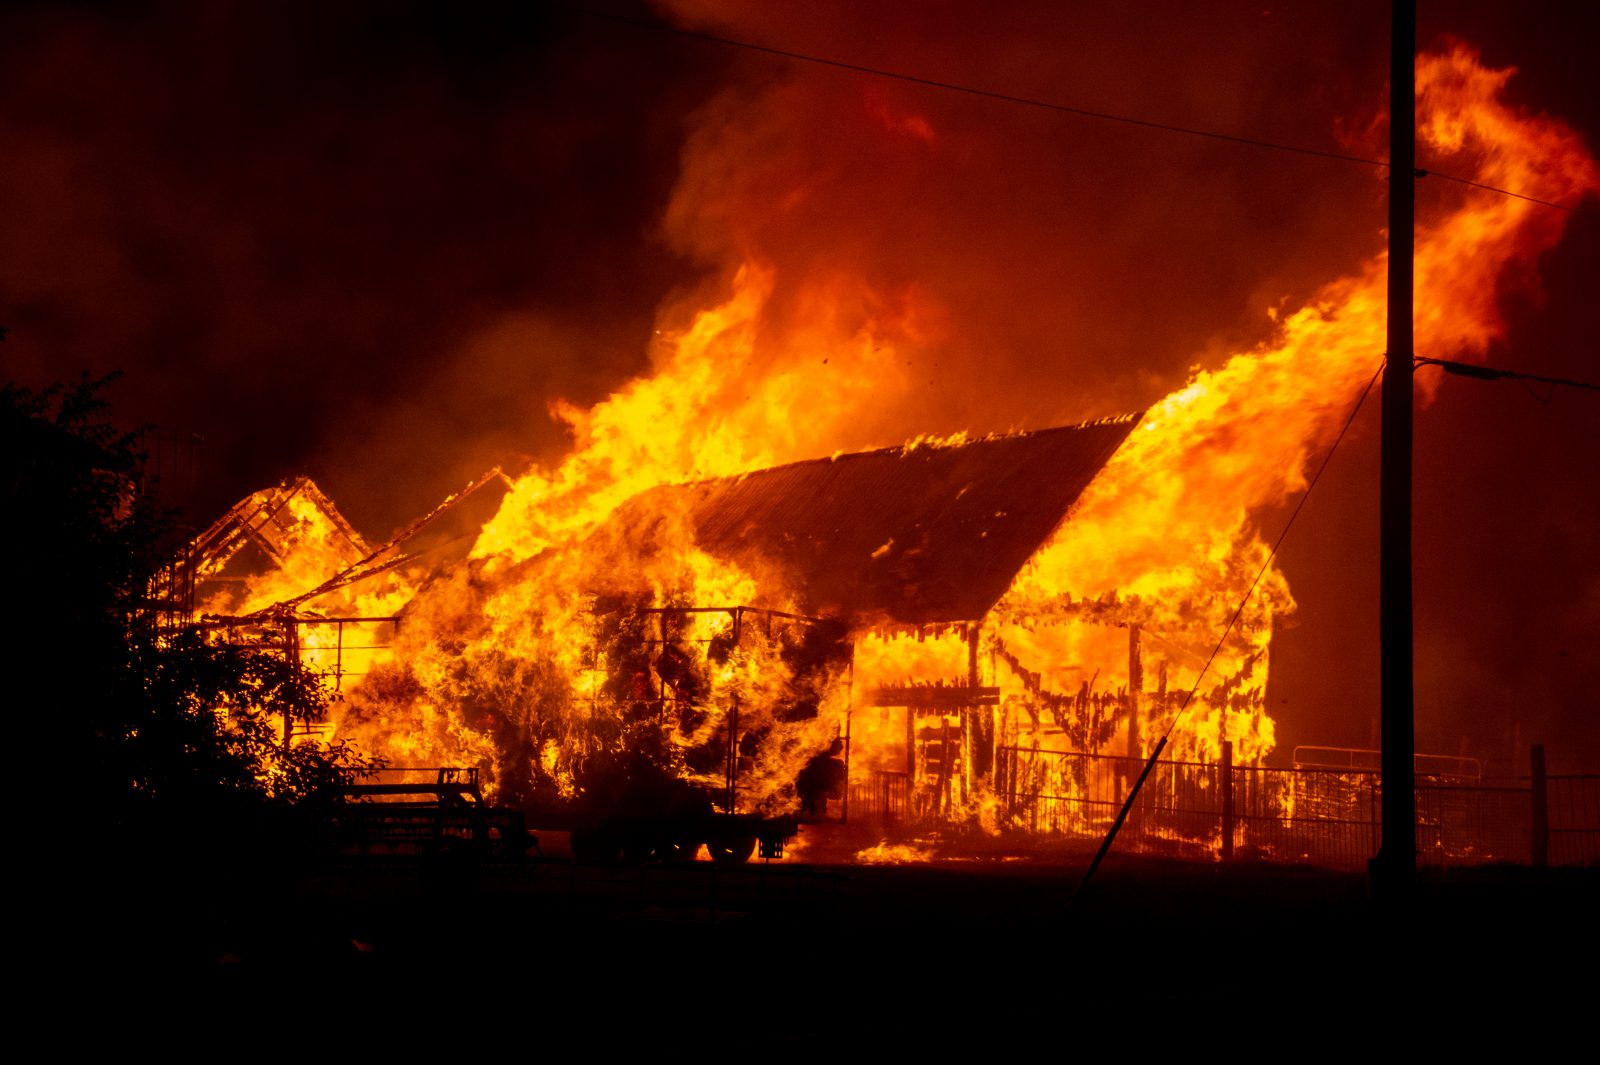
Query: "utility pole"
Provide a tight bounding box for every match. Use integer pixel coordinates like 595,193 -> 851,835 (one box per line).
1374,0 -> 1417,896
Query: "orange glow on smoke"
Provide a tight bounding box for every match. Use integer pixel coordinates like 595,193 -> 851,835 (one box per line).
999,44 -> 1595,774
210,46 -> 1594,843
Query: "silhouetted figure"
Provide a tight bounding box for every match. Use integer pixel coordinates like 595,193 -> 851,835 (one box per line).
797,738 -> 846,817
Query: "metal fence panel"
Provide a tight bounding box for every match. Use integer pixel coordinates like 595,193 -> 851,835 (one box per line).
1549,776 -> 1600,865
986,748 -> 1597,870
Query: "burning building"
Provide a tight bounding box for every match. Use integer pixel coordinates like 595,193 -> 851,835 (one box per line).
173,40 -> 1595,855
196,412 -> 1282,845
588,413 -> 1249,833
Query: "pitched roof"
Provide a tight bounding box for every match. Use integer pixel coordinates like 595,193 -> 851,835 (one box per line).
625,417 -> 1140,625
191,476 -> 368,581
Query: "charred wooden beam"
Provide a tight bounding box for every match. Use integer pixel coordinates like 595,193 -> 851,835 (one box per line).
867,685 -> 1000,709
1127,624 -> 1143,759
1221,739 -> 1235,861
969,623 -> 994,777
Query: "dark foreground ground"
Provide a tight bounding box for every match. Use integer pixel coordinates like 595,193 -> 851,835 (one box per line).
42,823 -> 1597,1047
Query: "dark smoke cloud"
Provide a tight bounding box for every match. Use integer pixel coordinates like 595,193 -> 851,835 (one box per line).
3,1 -> 1594,767
1,1 -> 728,532
661,1 -> 1598,767
661,0 -> 1396,436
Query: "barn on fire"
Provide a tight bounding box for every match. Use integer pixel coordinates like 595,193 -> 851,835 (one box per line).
626,418 -> 1138,628
190,413 -> 1280,838
592,412 -> 1269,831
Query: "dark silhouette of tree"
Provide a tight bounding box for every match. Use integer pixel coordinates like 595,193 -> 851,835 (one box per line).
4,375 -> 369,874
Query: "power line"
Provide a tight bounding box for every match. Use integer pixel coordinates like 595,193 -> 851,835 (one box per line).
1415,355 -> 1600,393
1073,359 -> 1384,901
571,5 -> 1597,217
577,5 -> 1382,166
1420,170 -> 1596,216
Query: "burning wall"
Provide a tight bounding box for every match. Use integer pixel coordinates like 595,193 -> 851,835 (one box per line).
592,417 -> 1180,826
191,416 -> 1278,843
188,43 -> 1595,832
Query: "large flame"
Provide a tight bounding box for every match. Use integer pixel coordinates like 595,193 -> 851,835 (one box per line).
472,264 -> 927,565
996,44 -> 1595,777
212,46 -> 1593,842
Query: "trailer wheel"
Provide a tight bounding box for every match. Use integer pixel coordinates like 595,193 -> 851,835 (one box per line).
657,838 -> 700,863
707,834 -> 757,864
623,835 -> 698,864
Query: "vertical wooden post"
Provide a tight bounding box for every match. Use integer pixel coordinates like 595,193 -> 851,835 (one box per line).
968,623 -> 980,688
957,697 -> 968,807
842,651 -> 854,824
905,705 -> 915,779
1221,739 -> 1235,861
282,617 -> 299,750
938,718 -> 953,817
968,623 -> 993,777
1127,624 -> 1143,759
1530,743 -> 1549,867
725,696 -> 739,813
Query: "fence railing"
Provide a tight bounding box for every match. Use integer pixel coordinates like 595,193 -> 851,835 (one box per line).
850,743 -> 1597,870
1544,774 -> 1599,867
850,771 -> 910,826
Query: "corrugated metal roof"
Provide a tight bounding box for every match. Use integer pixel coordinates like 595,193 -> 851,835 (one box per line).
621,417 -> 1140,625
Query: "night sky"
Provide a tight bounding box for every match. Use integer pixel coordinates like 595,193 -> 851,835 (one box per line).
4,1 -> 1595,767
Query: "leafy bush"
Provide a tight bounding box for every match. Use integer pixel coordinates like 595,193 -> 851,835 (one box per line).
3,374 -> 372,859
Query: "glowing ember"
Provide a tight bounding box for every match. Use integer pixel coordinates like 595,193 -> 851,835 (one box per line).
855,841 -> 936,865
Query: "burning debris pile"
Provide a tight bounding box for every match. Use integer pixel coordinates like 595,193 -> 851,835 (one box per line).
185,46 -> 1593,848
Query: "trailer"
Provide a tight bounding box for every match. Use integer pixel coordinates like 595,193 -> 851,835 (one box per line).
318,766 -> 535,861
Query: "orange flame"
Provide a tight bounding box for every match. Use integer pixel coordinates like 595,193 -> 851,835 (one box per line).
998,43 -> 1595,771
212,46 -> 1592,848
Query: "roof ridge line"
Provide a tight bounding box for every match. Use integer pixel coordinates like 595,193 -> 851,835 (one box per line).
670,412 -> 1146,490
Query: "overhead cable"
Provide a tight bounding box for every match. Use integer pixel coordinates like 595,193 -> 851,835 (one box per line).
1415,355 -> 1600,393
571,4 -> 1598,217
1072,359 -> 1384,902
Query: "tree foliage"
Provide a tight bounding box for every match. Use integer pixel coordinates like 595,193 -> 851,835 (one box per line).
4,374 -> 370,858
